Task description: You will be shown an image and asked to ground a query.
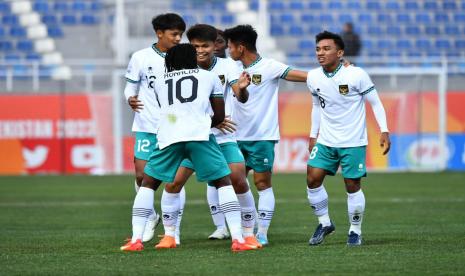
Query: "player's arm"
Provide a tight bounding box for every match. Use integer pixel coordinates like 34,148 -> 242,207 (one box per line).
124,80 -> 143,112
308,94 -> 321,153
284,69 -> 308,82
210,96 -> 225,127
230,71 -> 250,103
364,88 -> 391,155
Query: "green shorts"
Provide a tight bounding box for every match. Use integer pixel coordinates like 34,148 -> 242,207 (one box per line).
144,135 -> 231,183
134,132 -> 157,161
237,140 -> 277,173
307,143 -> 367,179
181,142 -> 245,170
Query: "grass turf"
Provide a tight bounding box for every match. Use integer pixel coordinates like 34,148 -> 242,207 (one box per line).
1,172 -> 464,275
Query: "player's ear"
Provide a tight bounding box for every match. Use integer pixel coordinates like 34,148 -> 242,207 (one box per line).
156,30 -> 164,40
337,49 -> 344,58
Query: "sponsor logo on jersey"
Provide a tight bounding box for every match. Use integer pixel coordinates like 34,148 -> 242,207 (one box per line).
218,75 -> 225,85
339,84 -> 349,95
252,74 -> 262,85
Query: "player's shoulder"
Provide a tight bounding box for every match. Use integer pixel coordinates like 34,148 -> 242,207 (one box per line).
344,65 -> 370,79
307,67 -> 323,79
130,47 -> 152,58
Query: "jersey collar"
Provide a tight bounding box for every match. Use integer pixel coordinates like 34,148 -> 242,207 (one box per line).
243,54 -> 262,69
152,43 -> 166,58
322,62 -> 342,78
206,56 -> 217,71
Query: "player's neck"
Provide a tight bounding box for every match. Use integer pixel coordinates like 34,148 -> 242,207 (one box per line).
241,52 -> 259,68
323,61 -> 341,74
198,57 -> 215,70
155,43 -> 168,53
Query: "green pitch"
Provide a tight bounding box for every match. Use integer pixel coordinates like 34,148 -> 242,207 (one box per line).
1,173 -> 464,275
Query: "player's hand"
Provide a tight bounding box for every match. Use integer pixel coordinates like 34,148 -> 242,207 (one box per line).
380,132 -> 391,155
215,116 -> 236,134
237,72 -> 251,89
128,95 -> 144,112
308,137 -> 317,153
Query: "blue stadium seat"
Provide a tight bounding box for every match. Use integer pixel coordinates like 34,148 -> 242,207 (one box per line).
280,14 -> 294,23
47,26 -> 63,38
308,26 -> 322,35
423,1 -> 438,10
446,50 -> 460,57
211,2 -> 226,10
62,14 -> 77,25
367,51 -> 383,57
0,2 -> 10,12
202,15 -> 215,25
396,40 -> 412,49
404,1 -> 419,10
42,14 -> 58,25
387,51 -> 401,57
26,53 -> 41,61
182,14 -> 196,25
339,14 -> 352,23
90,1 -> 102,11
289,26 -> 304,36
445,25 -> 460,35
172,2 -> 188,10
435,13 -> 449,23
287,52 -> 303,58
289,1 -> 304,10
425,50 -> 441,57
270,25 -> 284,36
0,41 -> 13,52
425,26 -> 440,35
249,0 -> 258,10
396,14 -> 411,23
386,26 -> 401,35
435,39 -> 451,50
5,54 -> 20,62
367,26 -> 382,35
405,26 -> 420,35
269,1 -> 284,10
416,13 -> 431,24
33,1 -> 49,12
220,15 -> 234,25
81,14 -> 98,25
377,40 -> 392,49
72,1 -> 87,11
299,40 -> 315,50
385,1 -> 400,10
362,40 -> 373,50
319,14 -> 333,24
407,51 -> 422,58
454,14 -> 465,22
308,2 -> 323,9
2,15 -> 18,25
0,27 -> 4,39
455,40 -> 465,49
328,1 -> 343,9
416,39 -> 432,49
377,14 -> 392,23
301,14 -> 314,22
17,40 -> 34,52
53,2 -> 68,12
358,14 -> 372,23
366,1 -> 381,10
10,27 -> 26,38
443,1 -> 457,10
347,1 -> 361,9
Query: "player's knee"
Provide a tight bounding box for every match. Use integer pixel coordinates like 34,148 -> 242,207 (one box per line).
211,176 -> 232,189
306,174 -> 322,189
230,176 -> 249,194
165,182 -> 183,193
345,180 -> 361,193
135,173 -> 144,186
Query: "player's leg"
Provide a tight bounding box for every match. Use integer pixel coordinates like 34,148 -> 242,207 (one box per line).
188,136 -> 258,251
307,143 -> 339,245
163,162 -> 194,245
340,146 -> 367,246
133,132 -> 160,243
206,182 -> 229,239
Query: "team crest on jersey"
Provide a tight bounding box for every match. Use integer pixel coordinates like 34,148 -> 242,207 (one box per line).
339,84 -> 349,95
252,74 -> 262,85
218,75 -> 225,85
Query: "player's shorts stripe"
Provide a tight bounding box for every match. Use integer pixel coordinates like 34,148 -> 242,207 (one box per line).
280,67 -> 292,79
360,86 -> 375,95
126,77 -> 140,84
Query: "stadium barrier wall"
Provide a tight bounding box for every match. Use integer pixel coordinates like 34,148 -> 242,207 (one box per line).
1,92 -> 465,175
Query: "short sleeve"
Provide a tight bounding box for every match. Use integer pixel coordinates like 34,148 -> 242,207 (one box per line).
226,58 -> 241,86
125,54 -> 141,83
306,71 -> 318,96
210,74 -> 224,98
269,59 -> 292,79
358,68 -> 375,95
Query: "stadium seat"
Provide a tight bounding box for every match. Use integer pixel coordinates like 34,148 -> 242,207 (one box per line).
202,15 -> 215,25
182,14 -> 196,25
289,26 -> 304,36
90,0 -> 103,10
387,51 -> 401,57
0,41 -> 13,52
404,1 -> 419,10
269,1 -> 284,10
338,14 -> 352,23
289,1 -> 304,10
407,51 -> 422,57
435,13 -> 449,23
425,50 -> 441,57
446,50 -> 460,57
444,25 -> 460,35
416,13 -> 431,24
396,40 -> 412,49
2,15 -> 18,25
455,40 -> 465,49
319,14 -> 333,24
366,1 -> 381,10
328,1 -> 343,9
42,14 -> 58,25
386,26 -> 401,36
280,14 -> 294,23
425,26 -> 440,35
62,14 -> 77,25
435,39 -> 451,49
308,2 -> 323,9
416,39 -> 432,49
396,14 -> 411,23
367,51 -> 383,57
33,1 -> 49,13
10,27 -> 26,38
454,14 -> 465,22
270,25 -> 284,36
81,14 -> 98,25
299,40 -> 315,50
423,1 -> 438,10
443,1 -> 457,10
377,14 -> 392,23
0,27 -> 4,39
405,26 -> 420,35
347,1 -> 361,9
367,26 -> 382,36
307,26 -> 322,35
72,1 -> 87,11
26,53 -> 41,61
0,2 -> 10,12
17,40 -> 34,52
385,1 -> 400,10
53,2 -> 68,12
220,15 -> 234,25
358,14 -> 372,23
5,54 -> 20,62
377,40 -> 392,49
361,40 -> 373,50
47,26 -> 64,38
301,14 -> 314,22
249,0 -> 258,10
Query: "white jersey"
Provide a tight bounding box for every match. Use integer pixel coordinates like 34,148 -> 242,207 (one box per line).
233,56 -> 291,141
307,63 -> 377,147
154,68 -> 223,149
125,44 -> 166,134
209,57 -> 241,144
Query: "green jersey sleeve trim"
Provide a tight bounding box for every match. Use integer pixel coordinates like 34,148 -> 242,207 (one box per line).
280,67 -> 292,79
360,86 -> 375,95
210,94 -> 224,98
229,79 -> 238,85
126,77 -> 140,84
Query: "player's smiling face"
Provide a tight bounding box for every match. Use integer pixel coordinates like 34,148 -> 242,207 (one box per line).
156,29 -> 184,52
190,39 -> 215,65
316,39 -> 344,68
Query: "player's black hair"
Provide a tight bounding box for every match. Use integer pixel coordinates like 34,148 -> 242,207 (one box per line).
315,31 -> 345,50
186,24 -> 217,42
151,13 -> 186,32
217,29 -> 225,38
165,43 -> 198,72
223,24 -> 257,52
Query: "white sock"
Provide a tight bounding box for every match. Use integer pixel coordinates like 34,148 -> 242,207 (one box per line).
207,184 -> 226,229
218,185 -> 244,243
257,187 -> 275,236
236,190 -> 256,237
161,189 -> 180,237
135,180 -> 157,221
134,180 -> 140,193
307,186 -> 331,227
175,187 -> 186,238
131,187 -> 154,242
347,189 -> 365,235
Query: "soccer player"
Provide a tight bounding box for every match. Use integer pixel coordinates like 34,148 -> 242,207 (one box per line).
214,29 -> 227,58
120,44 -> 258,252
223,25 -> 308,245
162,24 -> 260,247
306,31 -> 390,246
123,13 -> 186,243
